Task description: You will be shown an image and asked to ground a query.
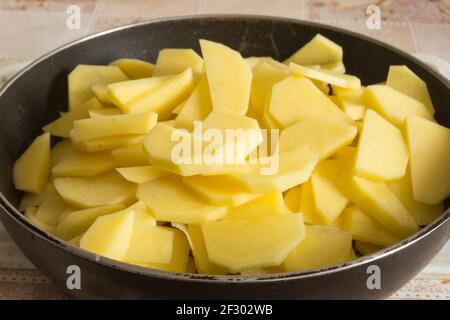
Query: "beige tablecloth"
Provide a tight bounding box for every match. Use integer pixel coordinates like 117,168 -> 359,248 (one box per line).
0,0 -> 449,299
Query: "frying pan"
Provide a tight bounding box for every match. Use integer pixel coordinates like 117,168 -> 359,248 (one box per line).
0,15 -> 449,299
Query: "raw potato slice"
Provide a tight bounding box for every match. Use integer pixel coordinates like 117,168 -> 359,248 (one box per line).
281,225 -> 352,272
125,69 -> 195,119
289,63 -> 361,89
54,171 -> 137,208
124,223 -> 173,264
172,100 -> 186,115
224,192 -> 288,220
143,123 -> 249,176
338,155 -> 418,238
111,144 -> 149,167
34,196 -> 67,227
267,75 -> 351,128
298,181 -> 323,225
342,205 -> 399,247
25,206 -> 56,234
137,175 -> 228,224
387,168 -> 444,226
43,97 -> 103,137
153,49 -> 203,76
68,234 -> 83,246
129,200 -> 157,227
278,116 -> 357,160
340,100 -> 365,121
89,108 -> 122,118
19,182 -> 57,211
320,60 -> 345,73
71,112 -> 157,142
386,65 -> 434,114
198,108 -> 263,163
52,151 -> 117,177
51,139 -> 73,167
354,110 -> 409,181
56,205 -> 125,240
116,166 -> 168,184
188,225 -> 229,275
202,213 -> 305,272
404,115 -> 450,204
310,160 -> 348,225
363,85 -> 433,127
175,74 -> 212,131
245,56 -> 287,69
333,86 -> 365,104
68,65 -> 128,110
249,62 -> 290,118
80,208 -> 135,261
110,58 -> 154,79
200,39 -> 252,115
284,186 -> 301,212
284,34 -> 343,66
354,241 -> 383,255
183,175 -> 260,207
91,84 -> 112,104
72,134 -> 144,152
107,76 -> 169,109
13,132 -> 51,193
228,146 -> 318,193
146,228 -> 191,273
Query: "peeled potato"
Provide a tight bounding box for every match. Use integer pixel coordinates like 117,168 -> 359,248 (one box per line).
110,58 -> 154,79
153,49 -> 203,76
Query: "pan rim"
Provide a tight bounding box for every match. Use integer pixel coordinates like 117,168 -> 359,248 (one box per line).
0,14 -> 449,284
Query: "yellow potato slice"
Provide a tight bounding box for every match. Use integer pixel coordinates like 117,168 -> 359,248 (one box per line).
228,146 -> 318,193
202,213 -> 305,272
80,208 -> 135,261
183,175 -> 260,207
354,110 -> 409,181
224,192 -> 288,220
91,84 -> 112,104
310,160 -> 348,225
50,139 -> 74,167
68,64 -> 128,110
284,34 -> 343,66
175,74 -> 212,131
153,49 -> 203,76
387,168 -> 444,226
125,69 -> 195,119
56,204 -> 125,240
340,100 -> 366,121
34,196 -> 67,227
363,85 -> 433,127
124,223 -> 173,265
107,76 -> 169,109
71,112 -> 157,142
19,182 -> 57,211
342,205 -> 399,247
54,171 -> 136,208
267,75 -> 351,128
116,166 -> 168,184
72,134 -> 144,152
354,241 -> 383,256
188,224 -> 229,275
249,62 -> 290,118
52,151 -> 117,177
43,97 -> 103,138
146,228 -> 191,273
111,144 -> 150,167
200,39 -> 252,115
25,206 -> 56,234
337,153 -> 418,238
245,56 -> 288,69
88,108 -> 123,118
284,186 -> 301,212
278,115 -> 357,160
137,175 -> 228,224
13,132 -> 51,193
281,225 -> 352,272
110,58 -> 154,79
404,115 -> 450,204
386,65 -> 434,114
289,63 -> 361,89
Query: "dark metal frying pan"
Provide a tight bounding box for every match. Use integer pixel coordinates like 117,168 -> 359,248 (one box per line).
0,15 -> 449,299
